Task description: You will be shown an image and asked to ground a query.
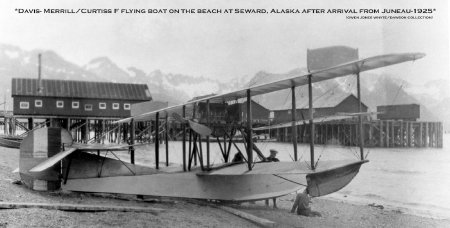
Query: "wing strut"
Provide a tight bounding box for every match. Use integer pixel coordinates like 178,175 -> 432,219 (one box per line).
356,72 -> 364,160
246,89 -> 253,171
291,85 -> 298,161
308,75 -> 315,170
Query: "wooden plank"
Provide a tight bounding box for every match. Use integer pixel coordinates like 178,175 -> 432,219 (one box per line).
0,202 -> 164,214
425,122 -> 429,147
218,205 -> 276,227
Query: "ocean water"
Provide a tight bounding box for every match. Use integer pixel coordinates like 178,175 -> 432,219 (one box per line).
127,135 -> 450,219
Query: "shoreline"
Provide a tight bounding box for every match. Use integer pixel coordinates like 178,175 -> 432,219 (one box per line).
324,194 -> 450,221
1,147 -> 450,227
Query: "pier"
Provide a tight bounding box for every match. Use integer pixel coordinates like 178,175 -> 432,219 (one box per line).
263,119 -> 443,148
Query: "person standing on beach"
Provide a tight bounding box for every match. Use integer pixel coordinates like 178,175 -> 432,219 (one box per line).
291,189 -> 322,217
265,149 -> 280,208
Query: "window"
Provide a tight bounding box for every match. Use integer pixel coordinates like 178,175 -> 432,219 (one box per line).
124,103 -> 131,110
99,102 -> 106,109
72,101 -> 79,109
112,103 -> 119,110
56,100 -> 64,108
35,100 -> 42,107
20,101 -> 29,109
85,104 -> 93,111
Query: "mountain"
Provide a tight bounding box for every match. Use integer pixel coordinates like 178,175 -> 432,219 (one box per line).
245,69 -> 444,124
0,44 -> 104,109
0,43 -> 447,128
0,44 -> 242,106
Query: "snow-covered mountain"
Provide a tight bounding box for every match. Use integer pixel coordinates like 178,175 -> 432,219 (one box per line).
0,43 -> 447,128
0,44 -> 243,105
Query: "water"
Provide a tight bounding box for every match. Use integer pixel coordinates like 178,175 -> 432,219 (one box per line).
126,135 -> 450,219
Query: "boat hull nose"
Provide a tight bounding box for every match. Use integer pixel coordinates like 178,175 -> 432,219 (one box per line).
306,160 -> 368,197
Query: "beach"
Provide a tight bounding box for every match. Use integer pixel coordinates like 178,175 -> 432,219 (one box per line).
1,145 -> 450,227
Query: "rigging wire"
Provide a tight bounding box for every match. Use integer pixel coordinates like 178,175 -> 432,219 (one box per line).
391,84 -> 404,105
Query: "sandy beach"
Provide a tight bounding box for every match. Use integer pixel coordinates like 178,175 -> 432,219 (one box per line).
1,146 -> 449,228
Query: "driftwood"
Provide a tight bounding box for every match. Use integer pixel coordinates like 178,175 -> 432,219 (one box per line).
0,202 -> 164,215
187,199 -> 276,227
217,205 -> 276,227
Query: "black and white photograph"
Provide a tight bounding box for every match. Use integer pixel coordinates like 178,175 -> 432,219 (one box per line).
0,0 -> 449,227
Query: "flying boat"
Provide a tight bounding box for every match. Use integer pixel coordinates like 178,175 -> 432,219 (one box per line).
17,47 -> 425,201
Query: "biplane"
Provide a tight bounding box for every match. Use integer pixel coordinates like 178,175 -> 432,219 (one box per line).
17,48 -> 425,201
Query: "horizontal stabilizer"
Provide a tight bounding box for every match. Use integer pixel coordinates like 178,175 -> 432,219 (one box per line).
71,143 -> 130,151
29,148 -> 78,172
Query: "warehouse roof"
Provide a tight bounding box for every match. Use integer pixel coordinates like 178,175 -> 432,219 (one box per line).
12,78 -> 152,101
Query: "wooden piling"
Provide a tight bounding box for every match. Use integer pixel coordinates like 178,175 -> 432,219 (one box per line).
378,121 -> 383,147
400,122 -> 404,147
409,122 -> 413,147
28,118 -> 33,130
84,119 -> 90,143
385,121 -> 389,148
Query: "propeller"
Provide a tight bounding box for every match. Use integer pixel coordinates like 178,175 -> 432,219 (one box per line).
172,113 -> 212,136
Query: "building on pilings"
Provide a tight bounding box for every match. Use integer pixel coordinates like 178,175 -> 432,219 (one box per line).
11,78 -> 152,142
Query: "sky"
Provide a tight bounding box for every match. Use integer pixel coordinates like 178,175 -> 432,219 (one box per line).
0,0 -> 448,86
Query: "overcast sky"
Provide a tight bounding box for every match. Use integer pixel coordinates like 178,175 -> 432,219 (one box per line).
0,0 -> 448,85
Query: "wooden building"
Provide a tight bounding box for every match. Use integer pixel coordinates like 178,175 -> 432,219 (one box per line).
377,104 -> 420,121
272,93 -> 368,124
12,78 -> 151,118
11,78 -> 152,143
131,101 -> 169,116
227,101 -> 270,125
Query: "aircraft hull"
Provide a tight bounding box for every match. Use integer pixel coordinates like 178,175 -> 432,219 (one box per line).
62,160 -> 367,201
63,171 -> 305,201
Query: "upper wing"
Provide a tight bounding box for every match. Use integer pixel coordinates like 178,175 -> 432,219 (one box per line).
115,52 -> 425,123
